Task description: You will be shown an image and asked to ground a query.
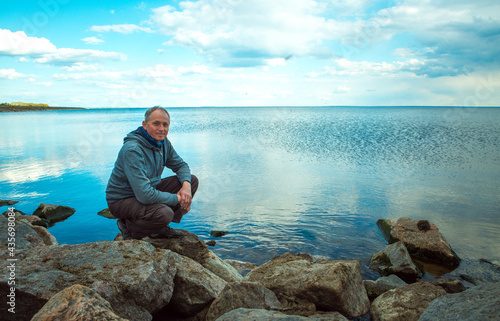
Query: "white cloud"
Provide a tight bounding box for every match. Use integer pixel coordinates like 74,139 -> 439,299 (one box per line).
0,68 -> 34,79
90,24 -> 154,34
61,62 -> 100,72
152,0 -> 337,67
0,29 -> 56,56
35,48 -> 126,66
82,36 -> 104,44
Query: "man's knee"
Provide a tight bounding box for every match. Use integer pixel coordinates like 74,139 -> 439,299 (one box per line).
191,174 -> 199,195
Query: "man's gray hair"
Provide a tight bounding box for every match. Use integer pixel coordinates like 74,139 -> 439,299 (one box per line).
145,106 -> 170,122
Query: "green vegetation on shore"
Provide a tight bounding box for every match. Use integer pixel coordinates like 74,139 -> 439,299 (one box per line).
0,102 -> 85,112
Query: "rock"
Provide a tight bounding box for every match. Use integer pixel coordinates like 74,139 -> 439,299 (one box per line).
0,213 -> 47,260
0,240 -> 176,321
165,251 -> 227,316
216,308 -> 310,320
225,259 -> 258,277
98,208 -> 117,219
143,231 -> 243,283
370,281 -> 447,321
31,284 -> 128,321
443,258 -> 500,287
369,241 -> 422,282
0,199 -> 19,207
376,217 -> 461,267
206,240 -> 216,246
363,275 -> 407,301
243,253 -> 370,317
20,214 -> 42,225
210,230 -> 229,237
205,282 -> 283,321
421,277 -> 465,294
32,225 -> 59,246
418,282 -> 500,320
33,203 -> 76,224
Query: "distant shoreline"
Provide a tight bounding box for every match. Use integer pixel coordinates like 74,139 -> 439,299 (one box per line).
0,106 -> 86,112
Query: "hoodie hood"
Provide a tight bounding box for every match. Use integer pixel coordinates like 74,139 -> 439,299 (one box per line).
124,126 -> 165,149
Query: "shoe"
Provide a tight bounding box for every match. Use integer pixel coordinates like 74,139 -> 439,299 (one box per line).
150,226 -> 185,239
117,219 -> 131,240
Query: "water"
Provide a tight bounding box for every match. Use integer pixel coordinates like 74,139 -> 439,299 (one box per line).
1,107 -> 499,278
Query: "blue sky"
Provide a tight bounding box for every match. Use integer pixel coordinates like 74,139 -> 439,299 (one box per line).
1,0 -> 499,107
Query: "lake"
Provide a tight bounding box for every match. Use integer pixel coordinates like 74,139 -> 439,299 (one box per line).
1,107 -> 499,277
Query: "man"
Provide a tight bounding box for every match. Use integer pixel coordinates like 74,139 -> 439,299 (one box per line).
106,106 -> 198,239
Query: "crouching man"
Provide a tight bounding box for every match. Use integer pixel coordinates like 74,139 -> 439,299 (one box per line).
106,106 -> 198,239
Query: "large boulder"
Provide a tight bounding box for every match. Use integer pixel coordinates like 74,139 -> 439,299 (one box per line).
31,284 -> 128,321
377,217 -> 460,267
143,231 -> 243,283
0,240 -> 176,321
370,281 -> 446,321
363,275 -> 407,301
419,282 -> 500,320
243,253 -> 370,317
164,251 -> 227,317
369,241 -> 422,282
205,282 -> 283,321
33,203 -> 76,224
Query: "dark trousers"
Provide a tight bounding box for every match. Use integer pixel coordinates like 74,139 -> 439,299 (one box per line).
108,175 -> 198,239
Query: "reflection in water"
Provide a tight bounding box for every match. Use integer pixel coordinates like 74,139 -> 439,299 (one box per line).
0,107 -> 499,277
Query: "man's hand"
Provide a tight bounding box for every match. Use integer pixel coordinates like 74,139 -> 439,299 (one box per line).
177,181 -> 192,213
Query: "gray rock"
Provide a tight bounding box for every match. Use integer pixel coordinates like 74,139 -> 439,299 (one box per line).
167,251 -> 227,316
370,281 -> 447,321
31,225 -> 59,246
0,199 -> 18,207
216,308 -> 310,320
0,213 -> 46,260
33,203 -> 76,224
419,282 -> 500,320
377,218 -> 460,267
364,275 -> 407,301
143,231 -> 243,283
369,241 -> 422,282
31,284 -> 128,321
421,277 -> 465,294
0,240 -> 176,321
205,282 -> 283,321
243,253 -> 370,317
225,259 -> 258,277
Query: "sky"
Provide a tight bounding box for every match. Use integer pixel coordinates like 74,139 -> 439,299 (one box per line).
1,0 -> 500,107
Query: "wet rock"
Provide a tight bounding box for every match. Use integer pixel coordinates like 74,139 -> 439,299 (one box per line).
206,240 -> 216,246
377,217 -> 461,267
98,208 -> 116,219
205,282 -> 283,321
0,240 -> 176,321
243,253 -> 370,318
210,230 -> 229,237
370,281 -> 446,321
443,258 -> 500,288
421,277 -> 466,294
369,241 -> 422,282
143,231 -> 243,283
419,282 -> 500,320
165,251 -> 227,316
225,259 -> 258,277
363,275 -> 407,301
33,203 -> 76,224
0,199 -> 18,207
31,284 -> 128,321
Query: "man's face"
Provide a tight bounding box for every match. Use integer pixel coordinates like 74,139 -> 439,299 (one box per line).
143,109 -> 170,142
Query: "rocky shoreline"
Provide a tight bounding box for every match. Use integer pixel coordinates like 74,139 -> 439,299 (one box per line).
1,200 -> 499,320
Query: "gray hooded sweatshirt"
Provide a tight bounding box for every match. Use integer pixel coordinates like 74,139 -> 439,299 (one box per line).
106,127 -> 191,206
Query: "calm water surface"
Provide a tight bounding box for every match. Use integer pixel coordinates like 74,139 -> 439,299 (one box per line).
1,107 -> 499,277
